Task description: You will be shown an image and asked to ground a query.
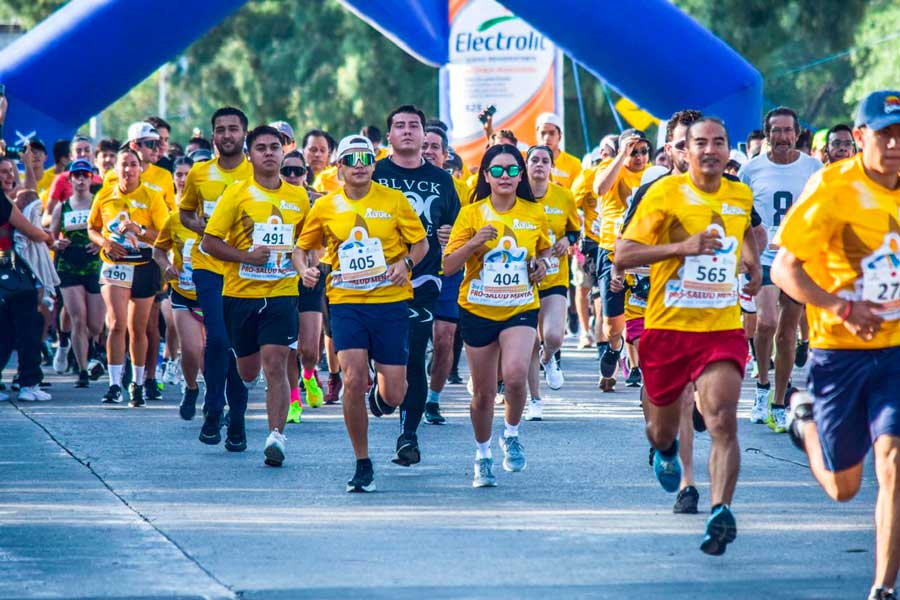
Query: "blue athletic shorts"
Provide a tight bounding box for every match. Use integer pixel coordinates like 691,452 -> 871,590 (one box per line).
807,346 -> 900,472
596,248 -> 625,318
329,301 -> 410,365
435,272 -> 463,323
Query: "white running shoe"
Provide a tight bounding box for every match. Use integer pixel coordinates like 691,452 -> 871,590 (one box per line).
524,398 -> 543,421
53,345 -> 70,374
466,376 -> 474,396
494,382 -> 505,405
18,386 -> 52,402
750,387 -> 770,423
542,357 -> 564,390
264,429 -> 286,466
162,357 -> 180,385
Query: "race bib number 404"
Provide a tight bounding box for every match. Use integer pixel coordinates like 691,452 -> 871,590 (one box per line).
332,226 -> 389,291
467,236 -> 534,307
665,226 -> 738,310
100,262 -> 134,288
861,233 -> 900,320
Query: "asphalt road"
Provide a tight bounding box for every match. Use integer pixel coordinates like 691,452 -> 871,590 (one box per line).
0,342 -> 876,599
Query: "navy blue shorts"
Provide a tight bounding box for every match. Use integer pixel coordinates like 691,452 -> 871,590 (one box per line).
596,249 -> 625,318
807,346 -> 900,472
330,301 -> 409,365
435,272 -> 463,323
761,265 -> 801,304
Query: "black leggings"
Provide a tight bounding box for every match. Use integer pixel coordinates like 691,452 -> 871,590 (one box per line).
399,293 -> 437,436
0,290 -> 43,387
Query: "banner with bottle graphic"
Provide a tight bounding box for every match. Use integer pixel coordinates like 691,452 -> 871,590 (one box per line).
439,0 -> 564,170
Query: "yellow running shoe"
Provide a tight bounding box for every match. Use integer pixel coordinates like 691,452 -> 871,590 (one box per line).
303,373 -> 324,408
286,399 -> 303,424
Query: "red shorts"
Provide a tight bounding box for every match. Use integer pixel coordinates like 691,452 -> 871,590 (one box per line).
625,318 -> 645,345
640,329 -> 747,406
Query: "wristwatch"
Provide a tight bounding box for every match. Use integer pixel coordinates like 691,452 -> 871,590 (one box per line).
403,256 -> 415,271
540,257 -> 553,270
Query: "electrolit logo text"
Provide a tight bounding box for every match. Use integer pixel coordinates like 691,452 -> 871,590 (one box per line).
455,30 -> 548,53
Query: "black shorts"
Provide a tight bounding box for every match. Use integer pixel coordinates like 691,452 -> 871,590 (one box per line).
170,289 -> 200,311
58,271 -> 101,295
459,308 -> 538,348
597,249 -> 625,317
298,269 -> 326,313
223,295 -> 299,358
539,285 -> 568,299
130,262 -> 162,299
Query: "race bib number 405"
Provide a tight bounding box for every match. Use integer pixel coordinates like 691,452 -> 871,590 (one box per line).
861,233 -> 900,320
239,218 -> 296,281
467,236 -> 533,307
665,225 -> 738,310
332,227 -> 389,291
100,262 -> 135,288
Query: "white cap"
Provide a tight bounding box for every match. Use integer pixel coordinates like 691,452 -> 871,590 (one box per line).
640,165 -> 669,187
728,149 -> 749,166
126,122 -> 160,143
336,135 -> 375,158
535,112 -> 562,131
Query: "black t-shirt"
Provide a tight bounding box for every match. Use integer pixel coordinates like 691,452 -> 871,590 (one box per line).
0,194 -> 11,226
373,157 -> 460,297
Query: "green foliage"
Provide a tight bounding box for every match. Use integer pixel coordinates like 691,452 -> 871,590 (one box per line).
845,0 -> 900,107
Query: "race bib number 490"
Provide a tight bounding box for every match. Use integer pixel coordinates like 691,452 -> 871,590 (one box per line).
100,263 -> 134,288
665,225 -> 738,310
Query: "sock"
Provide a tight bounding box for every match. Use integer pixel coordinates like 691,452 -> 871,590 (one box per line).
476,439 -> 492,459
108,364 -> 123,387
290,387 -> 300,403
427,389 -> 440,404
329,372 -> 341,382
133,365 -> 145,386
756,381 -> 770,389
356,457 -> 372,469
748,337 -> 756,359
711,503 -> 727,514
531,396 -> 541,404
504,420 -> 519,438
302,368 -> 315,380
59,331 -> 70,347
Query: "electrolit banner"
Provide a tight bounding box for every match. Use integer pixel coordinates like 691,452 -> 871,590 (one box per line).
440,0 -> 564,169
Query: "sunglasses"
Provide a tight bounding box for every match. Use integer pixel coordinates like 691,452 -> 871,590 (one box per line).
280,165 -> 307,177
340,151 -> 375,167
70,170 -> 93,180
487,164 -> 522,178
139,140 -> 159,150
630,147 -> 650,157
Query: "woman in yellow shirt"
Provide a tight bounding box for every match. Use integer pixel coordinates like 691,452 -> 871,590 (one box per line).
444,144 -> 552,488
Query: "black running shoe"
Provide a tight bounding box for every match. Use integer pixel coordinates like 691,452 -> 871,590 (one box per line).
75,370 -> 90,388
179,387 -> 200,420
673,485 -> 699,514
692,403 -> 707,433
794,340 -> 809,368
869,588 -> 898,600
447,372 -> 463,385
101,384 -> 123,404
144,378 -> 162,401
199,412 -> 223,445
367,383 -> 395,417
600,345 -> 621,378
392,433 -> 421,467
128,383 -> 145,407
224,414 -> 247,452
625,366 -> 642,387
424,401 -> 446,425
88,358 -> 106,381
648,446 -> 655,467
700,505 -> 737,556
347,460 -> 376,493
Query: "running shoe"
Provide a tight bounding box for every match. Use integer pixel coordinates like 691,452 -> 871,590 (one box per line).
367,383 -> 394,417
324,374 -> 342,404
392,432 -> 421,467
625,366 -> 642,388
162,358 -> 180,386
144,378 -> 162,401
286,400 -> 303,424
264,429 -> 286,466
673,485 -> 699,514
767,404 -> 787,433
53,344 -> 70,374
466,376 -> 475,396
472,458 -> 497,488
88,358 -> 106,381
302,372 -> 324,408
700,504 -> 737,556
786,391 -> 813,451
794,340 -> 809,368
600,345 -> 621,378
692,402 -> 707,433
652,440 -> 682,493
75,370 -> 90,389
18,385 -> 52,402
128,383 -> 145,408
749,361 -> 759,380
524,398 -> 543,422
598,376 -> 616,393
101,384 -> 123,404
577,334 -> 593,349
868,588 -> 897,600
347,460 -> 376,492
179,386 -> 200,421
499,435 -> 526,472
750,386 -> 770,424
542,357 -> 564,390
447,371 -> 463,385
494,381 -> 505,405
224,414 -> 247,453
199,412 -> 222,445
424,401 -> 446,425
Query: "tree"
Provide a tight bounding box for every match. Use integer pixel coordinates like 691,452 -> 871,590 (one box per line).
845,1 -> 900,108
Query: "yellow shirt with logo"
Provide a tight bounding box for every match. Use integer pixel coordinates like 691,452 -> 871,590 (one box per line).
454,177 -> 472,207
154,212 -> 200,300
312,165 -> 341,194
774,154 -> 900,350
204,178 -> 309,299
88,184 -> 169,265
621,173 -> 753,332
551,150 -> 583,190
103,163 -> 175,211
37,169 -> 56,208
180,156 -> 253,276
445,197 -> 551,321
537,183 -> 580,291
571,165 -> 600,243
296,182 -> 426,305
598,158 -> 647,252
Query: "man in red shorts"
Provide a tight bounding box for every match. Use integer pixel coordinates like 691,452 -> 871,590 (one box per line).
616,117 -> 761,555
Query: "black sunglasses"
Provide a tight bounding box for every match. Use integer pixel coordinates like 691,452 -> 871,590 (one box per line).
140,139 -> 159,150
630,147 -> 650,157
280,165 -> 307,177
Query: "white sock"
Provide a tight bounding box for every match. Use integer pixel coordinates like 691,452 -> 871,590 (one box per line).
476,439 -> 492,459
531,396 -> 541,404
504,421 -> 519,438
133,365 -> 145,385
427,389 -> 440,404
108,364 -> 123,387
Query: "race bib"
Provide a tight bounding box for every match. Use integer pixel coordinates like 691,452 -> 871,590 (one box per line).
99,262 -> 134,288
665,225 -> 739,309
63,209 -> 89,232
178,239 -> 195,291
766,225 -> 779,252
860,232 -> 900,320
546,232 -> 560,275
332,227 -> 389,290
613,216 -> 625,239
203,200 -> 218,218
590,218 -> 602,237
468,235 -> 533,307
238,217 -> 296,281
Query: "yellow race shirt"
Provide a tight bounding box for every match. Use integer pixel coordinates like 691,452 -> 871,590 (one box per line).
154,212 -> 200,300
571,166 -> 600,243
552,150 -> 583,190
312,165 -> 341,194
296,182 -> 426,305
454,177 -> 472,207
597,158 -> 647,251
88,184 -> 169,265
204,178 -> 309,299
621,173 -> 753,332
774,154 -> 900,350
375,147 -> 390,161
180,156 -> 253,275
537,183 -> 580,291
445,197 -> 551,321
103,163 -> 176,211
37,169 -> 56,208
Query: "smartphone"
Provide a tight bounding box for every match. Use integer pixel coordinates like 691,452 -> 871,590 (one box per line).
478,105 -> 496,124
